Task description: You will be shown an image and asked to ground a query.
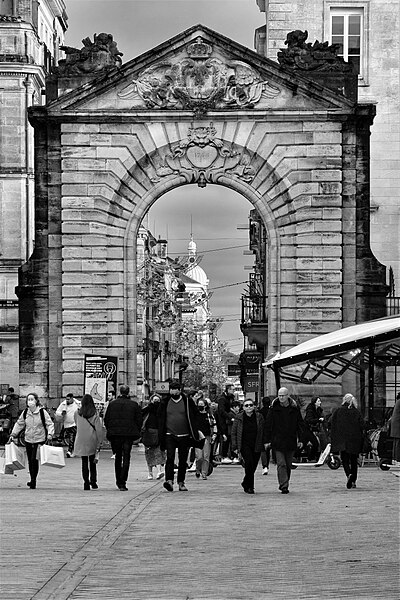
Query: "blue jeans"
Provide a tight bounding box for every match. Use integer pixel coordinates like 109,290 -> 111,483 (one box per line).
275,450 -> 295,490
165,434 -> 190,484
109,437 -> 133,487
195,436 -> 211,476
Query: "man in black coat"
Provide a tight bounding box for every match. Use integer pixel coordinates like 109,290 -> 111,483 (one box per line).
265,387 -> 304,494
158,380 -> 200,492
104,385 -> 142,491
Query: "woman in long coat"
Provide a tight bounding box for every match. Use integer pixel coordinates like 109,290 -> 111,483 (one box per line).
331,394 -> 365,489
74,394 -> 104,490
231,399 -> 266,494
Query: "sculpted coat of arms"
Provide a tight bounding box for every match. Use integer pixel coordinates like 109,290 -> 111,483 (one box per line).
118,37 -> 280,115
150,123 -> 256,188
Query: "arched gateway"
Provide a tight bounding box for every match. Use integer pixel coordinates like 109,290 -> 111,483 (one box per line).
18,25 -> 387,402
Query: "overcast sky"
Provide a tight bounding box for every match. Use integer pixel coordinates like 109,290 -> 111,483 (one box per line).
64,0 -> 264,352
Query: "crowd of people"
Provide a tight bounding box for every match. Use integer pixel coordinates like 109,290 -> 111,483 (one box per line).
6,384 -> 400,493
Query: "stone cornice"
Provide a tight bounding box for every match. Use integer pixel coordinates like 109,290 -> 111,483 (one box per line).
28,107 -> 355,127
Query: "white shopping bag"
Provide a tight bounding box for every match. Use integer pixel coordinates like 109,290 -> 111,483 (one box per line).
0,456 -> 16,475
39,444 -> 66,469
5,442 -> 26,470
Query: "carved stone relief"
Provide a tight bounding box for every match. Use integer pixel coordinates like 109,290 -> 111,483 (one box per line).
149,122 -> 256,187
277,30 -> 353,72
118,37 -> 280,115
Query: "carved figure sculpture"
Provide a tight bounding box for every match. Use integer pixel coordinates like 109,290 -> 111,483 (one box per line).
278,30 -> 353,72
54,33 -> 123,76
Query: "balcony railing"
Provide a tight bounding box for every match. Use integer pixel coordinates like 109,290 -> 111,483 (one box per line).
241,295 -> 267,324
387,297 -> 400,316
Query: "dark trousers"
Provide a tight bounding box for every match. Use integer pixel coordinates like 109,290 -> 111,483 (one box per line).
165,434 -> 190,484
275,449 -> 295,490
25,441 -> 42,483
241,445 -> 261,490
109,437 -> 133,486
81,455 -> 97,485
340,451 -> 359,482
64,426 -> 77,453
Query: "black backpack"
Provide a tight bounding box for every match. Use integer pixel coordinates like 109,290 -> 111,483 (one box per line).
23,407 -> 48,439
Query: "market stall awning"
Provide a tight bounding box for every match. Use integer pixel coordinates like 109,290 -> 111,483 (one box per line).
264,315 -> 400,370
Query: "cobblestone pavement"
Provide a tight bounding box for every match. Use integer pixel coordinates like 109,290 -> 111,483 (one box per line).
0,446 -> 399,600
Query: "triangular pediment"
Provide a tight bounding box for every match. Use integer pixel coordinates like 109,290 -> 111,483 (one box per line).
46,24 -> 354,115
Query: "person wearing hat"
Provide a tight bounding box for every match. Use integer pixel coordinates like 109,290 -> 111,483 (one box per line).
157,380 -> 201,492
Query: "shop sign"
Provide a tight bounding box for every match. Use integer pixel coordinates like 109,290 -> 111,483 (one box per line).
244,375 -> 259,392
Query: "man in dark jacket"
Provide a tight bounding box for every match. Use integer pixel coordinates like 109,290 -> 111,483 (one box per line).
104,385 -> 142,491
217,384 -> 235,463
265,387 -> 304,494
158,380 -> 200,492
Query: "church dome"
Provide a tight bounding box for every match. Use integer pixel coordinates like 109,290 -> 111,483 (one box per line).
185,263 -> 208,286
184,235 -> 209,286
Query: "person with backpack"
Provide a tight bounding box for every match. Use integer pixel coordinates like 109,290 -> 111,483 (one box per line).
73,394 -> 104,490
9,392 -> 54,489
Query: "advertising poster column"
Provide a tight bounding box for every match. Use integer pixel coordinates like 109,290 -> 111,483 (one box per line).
84,355 -> 118,413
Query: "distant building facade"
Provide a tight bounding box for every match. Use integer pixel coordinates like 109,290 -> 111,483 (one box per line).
0,0 -> 67,389
254,0 -> 400,296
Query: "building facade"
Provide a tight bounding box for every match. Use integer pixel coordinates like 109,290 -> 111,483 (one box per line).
254,0 -> 400,295
0,0 -> 67,388
19,25 -> 387,405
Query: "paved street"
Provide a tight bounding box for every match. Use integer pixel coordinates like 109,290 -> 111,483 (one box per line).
1,446 -> 399,600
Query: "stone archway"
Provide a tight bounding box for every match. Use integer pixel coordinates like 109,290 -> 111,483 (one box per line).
19,25 -> 387,403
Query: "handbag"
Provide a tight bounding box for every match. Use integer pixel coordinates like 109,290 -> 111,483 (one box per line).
5,441 -> 26,470
141,428 -> 159,448
40,443 -> 66,469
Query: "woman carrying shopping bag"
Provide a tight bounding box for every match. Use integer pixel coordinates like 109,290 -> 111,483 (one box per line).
10,392 -> 54,489
74,394 -> 104,490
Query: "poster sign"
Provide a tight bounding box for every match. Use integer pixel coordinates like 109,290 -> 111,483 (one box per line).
84,355 -> 118,411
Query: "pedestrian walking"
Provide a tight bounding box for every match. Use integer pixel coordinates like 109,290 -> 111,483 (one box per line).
55,393 -> 80,457
194,396 -> 214,480
9,392 -> 54,489
73,394 -> 104,490
104,385 -> 143,491
330,393 -> 365,489
389,392 -> 400,466
217,384 -> 235,463
231,398 -> 266,494
158,380 -> 201,492
141,393 -> 165,480
264,387 -> 304,494
258,397 -> 272,474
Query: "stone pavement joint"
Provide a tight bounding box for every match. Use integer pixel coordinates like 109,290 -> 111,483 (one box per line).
31,484 -> 162,600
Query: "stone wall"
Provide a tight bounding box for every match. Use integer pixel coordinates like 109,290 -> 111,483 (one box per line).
20,112 -> 386,401
255,0 -> 400,294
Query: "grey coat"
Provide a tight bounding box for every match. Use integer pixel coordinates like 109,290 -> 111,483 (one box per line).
73,413 -> 104,457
